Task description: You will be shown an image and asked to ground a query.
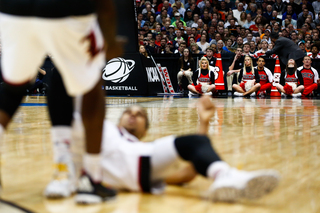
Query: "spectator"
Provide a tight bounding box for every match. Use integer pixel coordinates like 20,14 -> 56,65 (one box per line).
174,41 -> 187,56
247,3 -> 257,19
233,2 -> 244,22
286,0 -> 300,17
205,47 -> 217,67
197,34 -> 210,52
253,39 -> 268,58
238,12 -> 247,27
172,12 -> 187,27
137,13 -> 146,28
177,48 -> 195,91
290,31 -> 298,44
175,1 -> 186,18
243,13 -> 255,29
263,5 -> 273,23
184,8 -> 193,22
272,0 -> 286,15
202,10 -> 211,25
224,38 -> 234,52
139,45 -> 149,57
233,55 -> 261,97
155,38 -> 168,54
282,14 -> 297,29
271,11 -> 282,25
307,45 -> 320,59
242,43 -> 252,56
282,5 -> 297,21
188,57 -> 216,95
174,29 -> 185,47
234,36 -> 244,49
166,40 -> 176,53
190,43 -> 204,54
249,41 -> 257,54
276,59 -> 304,97
297,8 -> 310,29
156,9 -> 170,24
142,2 -> 156,16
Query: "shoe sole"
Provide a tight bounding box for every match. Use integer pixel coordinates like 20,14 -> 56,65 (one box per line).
211,187 -> 242,202
75,194 -> 116,205
243,174 -> 279,199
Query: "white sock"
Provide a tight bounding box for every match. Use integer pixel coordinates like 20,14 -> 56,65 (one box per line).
83,153 -> 102,183
51,126 -> 73,164
206,161 -> 230,179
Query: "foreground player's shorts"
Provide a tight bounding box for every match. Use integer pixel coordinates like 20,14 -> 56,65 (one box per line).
0,13 -> 105,96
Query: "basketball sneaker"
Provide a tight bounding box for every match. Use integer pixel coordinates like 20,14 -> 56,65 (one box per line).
292,93 -> 301,98
74,174 -> 117,204
250,92 -> 256,97
209,168 -> 280,202
44,163 -> 76,198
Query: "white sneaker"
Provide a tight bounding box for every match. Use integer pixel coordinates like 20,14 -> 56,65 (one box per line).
259,91 -> 266,97
44,163 -> 76,198
250,92 -> 256,97
281,92 -> 287,97
203,92 -> 212,96
292,93 -> 301,97
209,168 -> 280,202
234,92 -> 244,97
44,178 -> 76,198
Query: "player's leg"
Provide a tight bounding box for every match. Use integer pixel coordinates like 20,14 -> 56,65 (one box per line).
276,84 -> 286,94
151,135 -> 279,202
257,83 -> 272,96
233,83 -> 245,96
44,68 -> 76,198
174,135 -> 279,202
302,84 -> 318,96
45,16 -> 115,204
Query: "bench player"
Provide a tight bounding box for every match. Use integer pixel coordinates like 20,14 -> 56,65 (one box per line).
255,57 -> 273,96
0,0 -> 124,203
297,56 -> 319,97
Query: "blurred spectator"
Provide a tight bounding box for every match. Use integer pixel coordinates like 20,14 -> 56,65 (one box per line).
142,2 -> 155,16
290,31 -> 299,44
307,45 -> 320,59
155,38 -> 168,54
233,2 -> 244,22
273,0 -> 286,15
139,45 -> 149,57
297,8 -> 310,29
197,34 -> 210,52
313,0 -> 320,15
286,0 -> 300,16
242,43 -> 252,56
155,33 -> 162,46
263,5 -> 273,23
184,8 -> 193,22
253,39 -> 269,58
224,38 -> 235,52
174,29 -> 185,47
168,25 -> 176,40
205,47 -> 217,66
166,40 -> 176,53
249,41 -> 257,54
282,5 -> 297,21
175,1 -> 186,17
158,1 -> 173,16
298,41 -> 306,55
147,15 -> 156,28
247,3 -> 257,19
271,11 -> 282,25
137,13 -> 145,28
243,33 -> 255,43
156,9 -> 170,24
173,41 -> 187,56
243,13 -> 255,29
202,10 -> 211,25
172,12 -> 187,27
305,40 -> 312,52
190,43 -> 204,54
136,0 -> 143,14
272,22 -> 281,34
238,12 -> 247,27
234,36 -> 244,49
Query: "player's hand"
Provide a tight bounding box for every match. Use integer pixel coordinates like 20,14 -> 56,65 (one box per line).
106,36 -> 127,60
197,96 -> 216,123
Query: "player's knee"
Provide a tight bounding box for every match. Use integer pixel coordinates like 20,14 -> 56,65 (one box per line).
174,135 -> 211,161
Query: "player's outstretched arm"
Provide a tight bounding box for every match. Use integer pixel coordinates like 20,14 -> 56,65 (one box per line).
197,96 -> 215,135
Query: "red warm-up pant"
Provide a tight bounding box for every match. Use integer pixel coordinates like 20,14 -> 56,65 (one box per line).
257,83 -> 272,95
302,83 -> 318,96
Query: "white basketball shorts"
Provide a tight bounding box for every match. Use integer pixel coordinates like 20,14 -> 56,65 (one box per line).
0,13 -> 105,96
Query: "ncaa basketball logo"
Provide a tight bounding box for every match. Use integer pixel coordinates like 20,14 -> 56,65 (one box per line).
102,58 -> 135,83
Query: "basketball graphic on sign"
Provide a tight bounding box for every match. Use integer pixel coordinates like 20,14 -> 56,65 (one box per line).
102,58 -> 135,83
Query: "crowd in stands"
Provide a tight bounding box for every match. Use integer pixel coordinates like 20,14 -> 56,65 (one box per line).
136,0 -> 320,97
137,0 -> 320,59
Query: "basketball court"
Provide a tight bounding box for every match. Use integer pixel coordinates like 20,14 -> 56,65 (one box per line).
1,96 -> 320,213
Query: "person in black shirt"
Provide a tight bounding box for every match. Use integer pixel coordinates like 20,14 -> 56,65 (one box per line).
276,59 -> 304,97
205,47 -> 217,67
226,48 -> 245,91
177,48 -> 195,92
188,57 -> 216,95
232,55 -> 261,96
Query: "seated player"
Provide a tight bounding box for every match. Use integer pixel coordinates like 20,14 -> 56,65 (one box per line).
255,57 -> 273,96
276,59 -> 304,97
297,56 -> 319,97
187,57 -> 216,96
177,48 -> 195,92
88,96 -> 279,203
232,55 -> 261,97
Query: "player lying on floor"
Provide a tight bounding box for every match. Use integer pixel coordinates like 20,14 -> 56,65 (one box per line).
276,59 -> 304,97
70,96 -> 279,203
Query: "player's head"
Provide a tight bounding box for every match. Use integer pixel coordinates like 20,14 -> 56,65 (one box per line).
199,57 -> 209,70
118,106 -> 149,139
257,57 -> 265,68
